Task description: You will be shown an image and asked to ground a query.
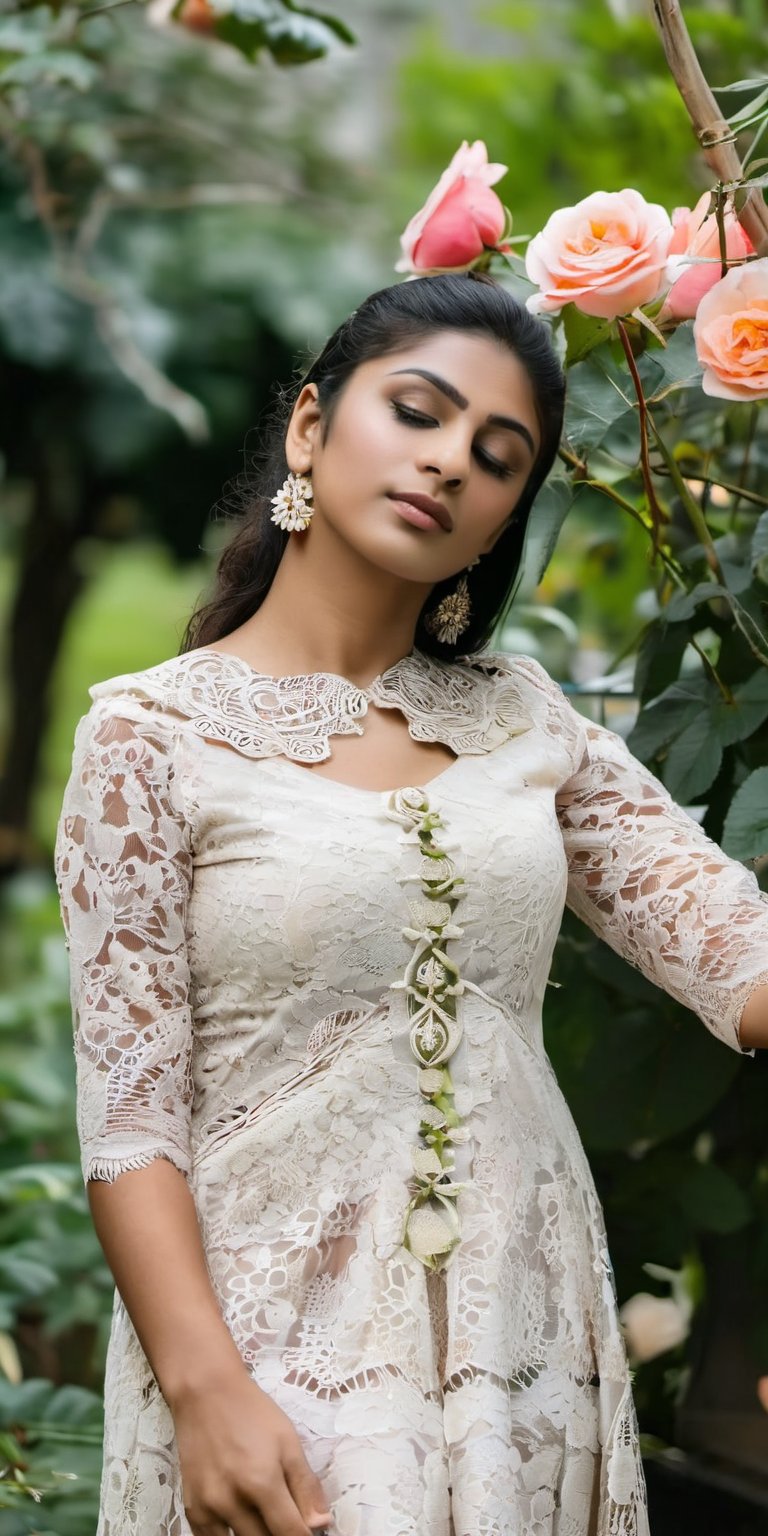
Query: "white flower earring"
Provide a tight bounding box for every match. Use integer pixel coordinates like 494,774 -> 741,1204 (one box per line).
424,556 -> 481,645
270,470 -> 314,532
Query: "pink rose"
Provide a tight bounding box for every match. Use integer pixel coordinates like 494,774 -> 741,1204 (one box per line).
693,257 -> 768,401
662,192 -> 753,321
396,140 -> 508,275
525,188 -> 673,320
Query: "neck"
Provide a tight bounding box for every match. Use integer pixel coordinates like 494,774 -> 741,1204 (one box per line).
226,519 -> 435,687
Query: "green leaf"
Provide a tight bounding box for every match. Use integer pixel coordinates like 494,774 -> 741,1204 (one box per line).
663,581 -> 730,623
722,767 -> 768,860
561,304 -> 614,367
725,83 -> 768,127
640,324 -> 702,401
0,12 -> 57,54
663,711 -> 723,801
206,0 -> 354,63
712,668 -> 768,747
0,1253 -> 57,1298
521,473 -> 574,587
674,1157 -> 751,1234
0,1164 -> 78,1203
626,676 -> 709,759
547,995 -> 740,1151
563,351 -> 634,455
0,51 -> 98,89
634,623 -> 690,705
753,509 -> 768,576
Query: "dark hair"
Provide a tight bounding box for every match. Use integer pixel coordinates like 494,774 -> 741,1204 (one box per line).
180,271 -> 565,661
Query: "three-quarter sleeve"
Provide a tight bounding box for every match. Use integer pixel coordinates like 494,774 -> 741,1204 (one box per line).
511,655 -> 768,1054
54,700 -> 195,1182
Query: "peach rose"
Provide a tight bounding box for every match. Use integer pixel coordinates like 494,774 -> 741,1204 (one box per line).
396,140 -> 508,275
662,192 -> 753,322
693,257 -> 768,401
525,188 -> 673,320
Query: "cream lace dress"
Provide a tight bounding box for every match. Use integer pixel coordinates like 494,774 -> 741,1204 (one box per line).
53,645 -> 768,1536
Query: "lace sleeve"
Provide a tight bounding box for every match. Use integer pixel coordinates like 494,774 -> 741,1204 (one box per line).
510,655 -> 768,1054
54,701 -> 194,1182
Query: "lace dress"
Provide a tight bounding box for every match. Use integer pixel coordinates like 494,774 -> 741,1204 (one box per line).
53,645 -> 768,1536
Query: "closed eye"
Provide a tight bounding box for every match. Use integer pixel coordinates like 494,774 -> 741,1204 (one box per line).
391,401 -> 515,480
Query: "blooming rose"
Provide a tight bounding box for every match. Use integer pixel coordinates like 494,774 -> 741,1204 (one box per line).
146,0 -> 216,30
662,191 -> 753,322
396,140 -> 508,274
693,257 -> 768,400
525,188 -> 673,320
619,1291 -> 691,1363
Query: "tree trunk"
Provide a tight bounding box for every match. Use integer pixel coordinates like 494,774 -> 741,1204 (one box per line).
0,439 -> 91,876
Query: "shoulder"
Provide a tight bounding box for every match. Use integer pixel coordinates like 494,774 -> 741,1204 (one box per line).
449,648 -> 587,761
86,648 -> 208,709
452,647 -> 571,714
69,651 -> 212,766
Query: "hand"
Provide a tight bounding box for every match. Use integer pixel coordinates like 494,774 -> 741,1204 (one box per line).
171,1368 -> 332,1536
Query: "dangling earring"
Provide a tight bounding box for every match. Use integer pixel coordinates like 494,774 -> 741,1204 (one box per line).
424,557 -> 481,645
270,470 -> 314,532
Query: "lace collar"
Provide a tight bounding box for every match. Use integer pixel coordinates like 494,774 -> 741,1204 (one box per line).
88,645 -> 534,764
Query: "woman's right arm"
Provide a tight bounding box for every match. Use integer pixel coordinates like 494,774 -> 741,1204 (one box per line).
88,1161 -> 332,1536
55,701 -> 331,1536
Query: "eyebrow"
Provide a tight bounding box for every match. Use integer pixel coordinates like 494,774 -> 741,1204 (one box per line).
388,367 -> 537,457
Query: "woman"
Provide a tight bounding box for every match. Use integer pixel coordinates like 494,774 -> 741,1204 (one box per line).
54,271 -> 768,1536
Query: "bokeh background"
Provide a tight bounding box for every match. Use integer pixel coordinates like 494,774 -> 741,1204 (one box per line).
1,0 -> 767,1529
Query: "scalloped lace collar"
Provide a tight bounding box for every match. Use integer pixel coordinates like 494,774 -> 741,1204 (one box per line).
88,644 -> 534,764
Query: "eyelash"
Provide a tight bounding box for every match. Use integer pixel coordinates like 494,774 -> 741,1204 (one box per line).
391,401 -> 515,480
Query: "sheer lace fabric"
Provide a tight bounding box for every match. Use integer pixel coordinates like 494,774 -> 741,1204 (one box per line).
54,647 -> 768,1536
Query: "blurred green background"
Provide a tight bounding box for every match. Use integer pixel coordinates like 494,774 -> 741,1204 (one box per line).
2,0 -> 767,1529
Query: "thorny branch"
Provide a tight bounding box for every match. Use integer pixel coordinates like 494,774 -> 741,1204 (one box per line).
650,0 -> 768,255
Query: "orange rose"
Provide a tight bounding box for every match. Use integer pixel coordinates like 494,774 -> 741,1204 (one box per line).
396,141 -> 508,275
693,257 -> 768,401
176,0 -> 217,31
525,188 -> 673,320
663,192 -> 753,322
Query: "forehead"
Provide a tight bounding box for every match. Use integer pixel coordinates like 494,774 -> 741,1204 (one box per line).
364,330 -> 539,427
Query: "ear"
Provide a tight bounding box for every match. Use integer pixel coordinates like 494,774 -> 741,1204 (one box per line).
284,384 -> 322,470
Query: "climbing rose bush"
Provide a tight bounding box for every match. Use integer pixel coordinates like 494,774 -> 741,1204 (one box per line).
395,145 -> 768,1403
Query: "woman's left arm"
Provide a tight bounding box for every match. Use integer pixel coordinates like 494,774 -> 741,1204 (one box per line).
553,708 -> 768,1055
739,984 -> 768,1050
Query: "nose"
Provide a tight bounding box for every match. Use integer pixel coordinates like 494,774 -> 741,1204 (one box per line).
419,422 -> 472,487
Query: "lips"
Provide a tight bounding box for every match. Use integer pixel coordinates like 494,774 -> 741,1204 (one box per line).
388,492 -> 453,531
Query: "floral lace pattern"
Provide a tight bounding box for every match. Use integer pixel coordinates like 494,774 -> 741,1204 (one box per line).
54,646 -> 768,1536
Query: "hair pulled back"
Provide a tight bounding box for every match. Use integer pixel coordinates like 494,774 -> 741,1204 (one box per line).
181,271 -> 566,661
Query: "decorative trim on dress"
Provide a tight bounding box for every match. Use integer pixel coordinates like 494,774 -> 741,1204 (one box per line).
87,647 -> 534,764
385,786 -> 470,1272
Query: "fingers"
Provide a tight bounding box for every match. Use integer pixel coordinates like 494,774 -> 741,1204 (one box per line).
185,1514 -> 233,1536
225,1505 -> 271,1536
187,1503 -> 269,1536
283,1445 -> 332,1535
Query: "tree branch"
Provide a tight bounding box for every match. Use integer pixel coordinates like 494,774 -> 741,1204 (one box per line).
650,0 -> 768,256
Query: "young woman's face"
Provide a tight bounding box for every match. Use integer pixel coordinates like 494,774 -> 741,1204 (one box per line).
287,329 -> 543,585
